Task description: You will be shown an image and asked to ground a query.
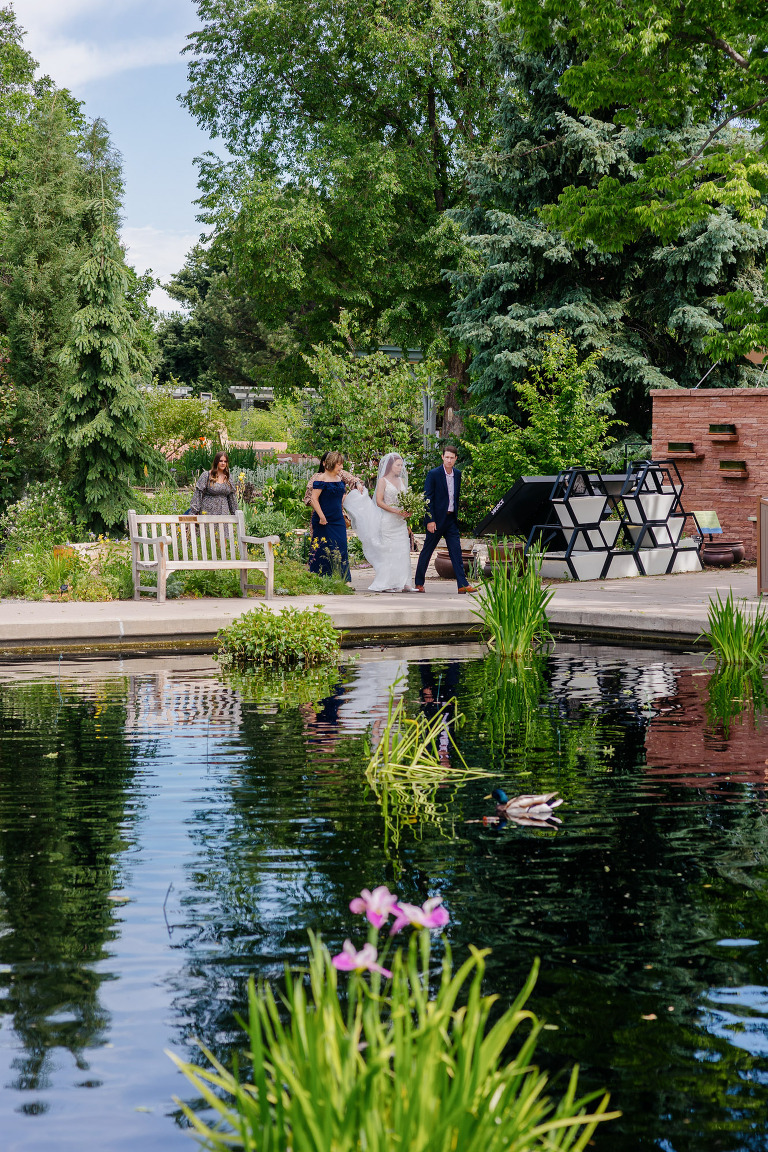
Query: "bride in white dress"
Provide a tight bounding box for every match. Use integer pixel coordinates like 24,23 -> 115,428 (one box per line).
344,453 -> 415,592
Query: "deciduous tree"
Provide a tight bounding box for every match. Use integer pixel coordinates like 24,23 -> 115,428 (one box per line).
461,332 -> 619,525
182,0 -> 501,387
501,0 -> 768,248
295,319 -> 438,485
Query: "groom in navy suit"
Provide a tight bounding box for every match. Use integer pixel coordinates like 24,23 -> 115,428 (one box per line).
414,446 -> 477,594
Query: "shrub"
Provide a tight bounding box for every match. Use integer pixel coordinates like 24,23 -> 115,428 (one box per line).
128,486 -> 193,516
274,556 -> 354,596
296,317 -> 439,487
244,474 -> 310,535
0,481 -> 76,547
0,538 -> 135,602
0,341 -> 21,510
347,534 -> 365,565
183,569 -> 241,598
214,605 -> 340,667
700,589 -> 768,668
169,900 -> 616,1151
222,399 -> 300,444
461,333 -> 620,526
472,546 -> 554,659
246,507 -> 301,542
0,544 -> 74,599
144,382 -> 227,460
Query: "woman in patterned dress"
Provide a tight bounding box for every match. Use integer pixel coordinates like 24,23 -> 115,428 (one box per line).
189,451 -> 238,515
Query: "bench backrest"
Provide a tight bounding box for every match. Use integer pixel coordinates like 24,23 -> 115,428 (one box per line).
128,510 -> 247,564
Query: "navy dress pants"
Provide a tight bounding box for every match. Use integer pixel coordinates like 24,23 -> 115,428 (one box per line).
415,512 -> 467,589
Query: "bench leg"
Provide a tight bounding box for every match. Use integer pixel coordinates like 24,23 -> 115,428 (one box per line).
265,548 -> 274,600
156,546 -> 167,604
132,542 -> 141,600
240,568 -> 248,597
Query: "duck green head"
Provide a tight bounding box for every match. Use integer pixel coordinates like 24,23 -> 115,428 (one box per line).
487,788 -> 508,805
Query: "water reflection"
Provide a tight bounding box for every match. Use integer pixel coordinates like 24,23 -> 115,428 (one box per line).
0,680 -> 140,1105
0,647 -> 766,1152
645,666 -> 768,801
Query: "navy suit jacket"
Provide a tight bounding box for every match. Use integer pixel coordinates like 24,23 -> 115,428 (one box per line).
424,465 -> 462,530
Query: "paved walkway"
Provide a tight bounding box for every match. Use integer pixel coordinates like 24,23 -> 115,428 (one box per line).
0,564 -> 759,657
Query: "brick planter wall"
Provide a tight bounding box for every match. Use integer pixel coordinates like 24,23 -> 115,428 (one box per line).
651,388 -> 768,561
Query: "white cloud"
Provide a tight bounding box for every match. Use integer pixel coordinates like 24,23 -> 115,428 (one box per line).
19,0 -> 191,87
30,33 -> 183,87
122,225 -> 197,311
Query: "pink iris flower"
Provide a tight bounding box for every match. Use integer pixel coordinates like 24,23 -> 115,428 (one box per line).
331,940 -> 392,978
390,896 -> 450,935
349,885 -> 399,928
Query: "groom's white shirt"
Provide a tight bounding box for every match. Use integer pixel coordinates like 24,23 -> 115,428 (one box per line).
443,466 -> 455,512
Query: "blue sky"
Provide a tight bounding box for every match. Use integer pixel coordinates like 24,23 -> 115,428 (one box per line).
20,0 -> 218,310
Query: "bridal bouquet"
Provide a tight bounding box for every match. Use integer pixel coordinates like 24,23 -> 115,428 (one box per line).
396,488 -> 428,519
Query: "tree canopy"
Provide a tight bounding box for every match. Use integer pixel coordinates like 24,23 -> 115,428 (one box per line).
501,0 -> 768,250
448,33 -> 767,430
181,0 -> 502,387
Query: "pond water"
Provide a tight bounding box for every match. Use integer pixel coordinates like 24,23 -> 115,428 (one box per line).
0,643 -> 767,1152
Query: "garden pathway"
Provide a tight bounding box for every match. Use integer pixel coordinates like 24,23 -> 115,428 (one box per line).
0,565 -> 760,657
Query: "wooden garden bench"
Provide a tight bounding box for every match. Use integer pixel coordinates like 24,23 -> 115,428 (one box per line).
127,510 -> 279,603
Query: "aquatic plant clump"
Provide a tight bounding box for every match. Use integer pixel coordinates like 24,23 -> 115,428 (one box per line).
364,688 -> 490,846
701,590 -> 768,668
214,605 -> 340,668
169,888 -> 617,1151
473,544 -> 554,659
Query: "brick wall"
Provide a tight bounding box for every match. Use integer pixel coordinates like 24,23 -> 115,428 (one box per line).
651,389 -> 768,561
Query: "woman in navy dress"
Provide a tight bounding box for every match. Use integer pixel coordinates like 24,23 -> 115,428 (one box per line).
308,450 -> 352,582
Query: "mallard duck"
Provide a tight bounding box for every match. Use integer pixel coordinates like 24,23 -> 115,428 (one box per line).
484,788 -> 563,826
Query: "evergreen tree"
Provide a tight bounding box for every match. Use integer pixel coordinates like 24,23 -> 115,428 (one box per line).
52,190 -> 161,530
448,34 -> 768,432
155,245 -> 292,404
0,94 -> 86,472
0,4 -> 37,202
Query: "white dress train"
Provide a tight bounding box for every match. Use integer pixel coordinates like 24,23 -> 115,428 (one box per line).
345,481 -> 414,592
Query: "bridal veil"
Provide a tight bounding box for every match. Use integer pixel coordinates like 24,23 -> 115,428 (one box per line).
344,453 -> 409,570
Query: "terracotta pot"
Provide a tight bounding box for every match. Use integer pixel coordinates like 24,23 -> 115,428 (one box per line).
483,558 -> 525,579
487,541 -> 525,563
720,540 -> 746,563
702,543 -> 734,568
434,548 -> 474,579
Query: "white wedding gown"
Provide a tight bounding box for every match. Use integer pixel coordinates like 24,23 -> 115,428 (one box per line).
345,480 -> 414,592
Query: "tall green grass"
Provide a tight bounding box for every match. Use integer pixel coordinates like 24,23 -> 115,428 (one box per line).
364,689 -> 489,846
473,544 -> 554,659
700,589 -> 768,668
169,931 -> 617,1151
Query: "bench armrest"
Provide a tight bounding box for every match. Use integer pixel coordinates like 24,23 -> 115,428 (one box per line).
130,534 -> 173,547
241,534 -> 280,546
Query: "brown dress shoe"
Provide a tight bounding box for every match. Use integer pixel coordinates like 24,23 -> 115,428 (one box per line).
414,584 -> 425,593
457,585 -> 478,594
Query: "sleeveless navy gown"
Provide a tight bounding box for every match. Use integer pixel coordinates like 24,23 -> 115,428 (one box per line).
309,480 -> 351,581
